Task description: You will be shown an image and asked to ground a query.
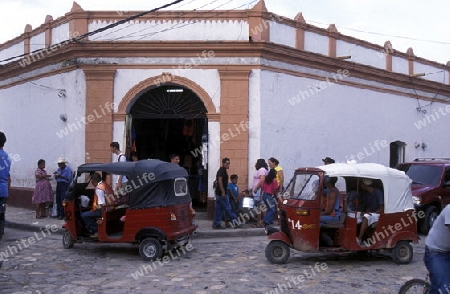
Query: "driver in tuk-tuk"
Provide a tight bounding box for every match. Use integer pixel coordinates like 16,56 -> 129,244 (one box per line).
356,178 -> 384,246
81,173 -> 114,238
320,177 -> 340,225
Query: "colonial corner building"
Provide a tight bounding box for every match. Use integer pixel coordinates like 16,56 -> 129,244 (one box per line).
1,1 -> 449,214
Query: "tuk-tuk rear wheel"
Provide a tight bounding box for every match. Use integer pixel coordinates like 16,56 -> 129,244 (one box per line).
265,240 -> 290,264
391,241 -> 413,264
139,237 -> 163,261
62,231 -> 75,249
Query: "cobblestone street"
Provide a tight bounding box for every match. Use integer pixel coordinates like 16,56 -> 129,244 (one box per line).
0,228 -> 427,294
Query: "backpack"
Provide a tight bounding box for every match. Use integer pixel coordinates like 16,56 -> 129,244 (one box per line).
118,154 -> 130,162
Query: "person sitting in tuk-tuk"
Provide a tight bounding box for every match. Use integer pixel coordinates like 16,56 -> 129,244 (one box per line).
320,177 -> 340,225
357,178 -> 384,245
81,173 -> 114,238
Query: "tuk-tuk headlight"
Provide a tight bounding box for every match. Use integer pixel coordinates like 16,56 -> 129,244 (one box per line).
170,213 -> 177,221
295,209 -> 310,216
412,196 -> 421,205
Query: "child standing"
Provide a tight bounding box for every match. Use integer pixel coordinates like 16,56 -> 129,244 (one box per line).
227,174 -> 240,219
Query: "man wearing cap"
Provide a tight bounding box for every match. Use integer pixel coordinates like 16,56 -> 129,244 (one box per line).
53,158 -> 72,220
357,178 -> 384,246
322,157 -> 335,165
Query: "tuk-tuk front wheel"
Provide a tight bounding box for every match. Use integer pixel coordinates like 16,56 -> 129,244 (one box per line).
139,237 -> 163,261
265,240 -> 290,264
62,231 -> 75,249
391,241 -> 413,264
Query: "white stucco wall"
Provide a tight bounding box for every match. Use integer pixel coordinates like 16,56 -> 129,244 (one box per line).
52,22 -> 70,44
258,69 -> 450,181
113,68 -> 221,111
88,20 -> 249,41
336,40 -> 384,69
207,121 -> 220,198
0,70 -> 86,188
269,21 -> 295,48
392,56 -> 408,75
0,42 -> 24,65
30,32 -> 45,52
304,31 -> 328,56
414,62 -> 447,83
247,69 -> 262,188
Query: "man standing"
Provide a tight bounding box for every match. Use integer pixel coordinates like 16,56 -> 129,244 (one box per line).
81,173 -> 114,238
0,131 -> 11,240
110,142 -> 128,189
424,204 -> 450,294
169,154 -> 180,165
54,158 -> 72,220
212,158 -> 242,229
322,157 -> 335,165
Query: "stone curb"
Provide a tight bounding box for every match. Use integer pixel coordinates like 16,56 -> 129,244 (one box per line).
5,220 -> 267,239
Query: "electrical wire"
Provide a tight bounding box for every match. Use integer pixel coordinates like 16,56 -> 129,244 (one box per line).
305,19 -> 450,45
0,0 -> 186,65
89,0 -> 198,41
411,70 -> 447,113
92,0 -> 252,44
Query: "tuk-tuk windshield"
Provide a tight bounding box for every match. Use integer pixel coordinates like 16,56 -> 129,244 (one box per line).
285,173 -> 320,200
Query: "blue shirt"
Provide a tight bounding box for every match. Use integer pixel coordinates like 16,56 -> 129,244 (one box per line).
0,149 -> 11,197
56,166 -> 72,184
227,182 -> 238,199
361,187 -> 384,212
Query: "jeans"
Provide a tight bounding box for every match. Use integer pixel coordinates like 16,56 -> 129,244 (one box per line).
320,214 -> 340,226
56,182 -> 69,218
213,195 -> 238,227
0,197 -> 6,238
81,209 -> 102,233
262,193 -> 276,226
424,246 -> 450,294
225,198 -> 239,221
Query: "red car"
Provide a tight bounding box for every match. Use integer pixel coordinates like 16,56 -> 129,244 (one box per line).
396,158 -> 450,234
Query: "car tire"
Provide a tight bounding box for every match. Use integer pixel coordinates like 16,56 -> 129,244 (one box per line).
139,237 -> 163,261
419,205 -> 438,235
265,240 -> 290,264
391,240 -> 413,264
62,230 -> 75,249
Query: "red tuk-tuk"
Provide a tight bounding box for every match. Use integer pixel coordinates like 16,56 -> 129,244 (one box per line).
265,163 -> 419,264
62,160 -> 197,261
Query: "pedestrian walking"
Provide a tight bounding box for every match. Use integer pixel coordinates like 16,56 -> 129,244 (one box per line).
110,142 -> 128,190
32,159 -> 53,218
212,158 -> 242,229
0,131 -> 11,240
251,159 -> 268,228
53,157 -> 72,220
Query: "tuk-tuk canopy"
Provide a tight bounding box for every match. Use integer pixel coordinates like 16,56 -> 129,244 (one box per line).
76,159 -> 187,182
317,163 -> 413,214
75,160 -> 191,209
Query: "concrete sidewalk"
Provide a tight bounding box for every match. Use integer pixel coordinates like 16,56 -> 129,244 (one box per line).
4,205 -> 267,239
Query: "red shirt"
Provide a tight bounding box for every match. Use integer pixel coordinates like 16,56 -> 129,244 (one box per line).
262,179 -> 279,195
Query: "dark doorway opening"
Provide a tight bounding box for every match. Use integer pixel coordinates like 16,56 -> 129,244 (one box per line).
128,85 -> 208,209
389,140 -> 406,168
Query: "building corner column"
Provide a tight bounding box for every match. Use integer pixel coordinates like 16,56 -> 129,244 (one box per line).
82,66 -> 116,164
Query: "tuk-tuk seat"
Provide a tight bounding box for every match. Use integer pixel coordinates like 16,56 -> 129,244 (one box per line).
321,212 -> 346,228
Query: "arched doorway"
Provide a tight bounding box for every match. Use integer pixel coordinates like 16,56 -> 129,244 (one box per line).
127,84 -> 209,208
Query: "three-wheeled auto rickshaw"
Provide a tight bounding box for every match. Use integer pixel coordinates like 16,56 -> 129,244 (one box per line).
265,163 -> 418,264
62,159 -> 197,261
